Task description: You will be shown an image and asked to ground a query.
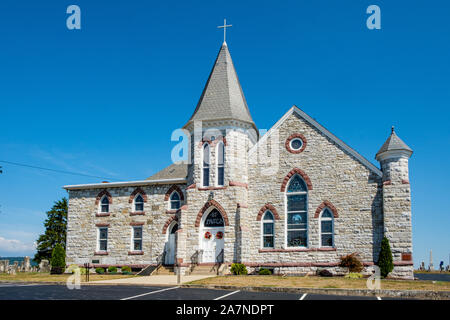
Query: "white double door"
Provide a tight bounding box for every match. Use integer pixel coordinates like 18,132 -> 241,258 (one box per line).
201,228 -> 224,263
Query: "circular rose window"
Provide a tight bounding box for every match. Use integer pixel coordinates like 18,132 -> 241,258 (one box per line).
285,134 -> 307,154
290,138 -> 303,151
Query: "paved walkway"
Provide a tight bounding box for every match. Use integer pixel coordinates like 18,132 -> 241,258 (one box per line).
90,275 -> 214,286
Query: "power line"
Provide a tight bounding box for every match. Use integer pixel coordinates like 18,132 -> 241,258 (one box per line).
0,160 -> 124,181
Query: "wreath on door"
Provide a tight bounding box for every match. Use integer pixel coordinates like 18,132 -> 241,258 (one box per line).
204,231 -> 212,239
216,231 -> 224,239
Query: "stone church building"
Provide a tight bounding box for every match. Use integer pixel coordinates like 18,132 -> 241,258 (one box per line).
64,41 -> 414,279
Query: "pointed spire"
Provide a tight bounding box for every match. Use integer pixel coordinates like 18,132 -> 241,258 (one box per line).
376,126 -> 413,161
184,43 -> 256,130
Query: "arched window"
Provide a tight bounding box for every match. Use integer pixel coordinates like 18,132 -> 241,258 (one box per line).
204,209 -> 224,227
320,208 -> 334,247
134,194 -> 144,212
202,143 -> 210,187
216,141 -> 225,186
262,211 -> 274,248
286,174 -> 308,247
170,192 -> 181,210
100,195 -> 109,213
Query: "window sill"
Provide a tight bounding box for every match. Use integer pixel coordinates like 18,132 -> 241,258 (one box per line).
96,213 -> 110,217
128,251 -> 144,255
94,251 -> 109,256
258,247 -> 336,253
198,186 -> 227,191
130,211 -> 145,216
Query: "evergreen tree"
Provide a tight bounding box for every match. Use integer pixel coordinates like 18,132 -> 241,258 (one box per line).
34,198 -> 68,264
377,236 -> 394,278
50,243 -> 66,274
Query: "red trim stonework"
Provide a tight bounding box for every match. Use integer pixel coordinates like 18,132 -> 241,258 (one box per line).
285,133 -> 307,154
128,251 -> 144,255
198,186 -> 227,191
95,213 -> 110,217
229,181 -> 248,189
314,201 -> 339,218
95,190 -> 112,205
130,221 -> 145,226
128,187 -> 147,203
256,203 -> 280,221
94,251 -> 108,256
162,215 -> 178,234
164,185 -> 185,201
195,199 -> 229,227
187,183 -> 196,190
95,223 -> 110,227
280,168 -> 313,192
402,252 -> 412,261
197,136 -> 227,148
130,211 -> 145,216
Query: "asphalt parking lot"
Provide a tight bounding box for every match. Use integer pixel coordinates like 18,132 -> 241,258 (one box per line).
0,283 -> 403,300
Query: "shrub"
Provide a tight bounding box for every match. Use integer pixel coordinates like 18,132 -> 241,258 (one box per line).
258,268 -> 272,275
50,243 -> 65,274
377,236 -> 394,278
121,266 -> 132,273
339,253 -> 363,273
107,266 -> 118,274
95,267 -> 105,274
230,263 -> 248,275
317,269 -> 333,277
345,273 -> 363,279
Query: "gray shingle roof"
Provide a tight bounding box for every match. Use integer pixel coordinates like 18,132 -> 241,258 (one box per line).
147,163 -> 188,180
184,43 -> 256,129
376,127 -> 413,158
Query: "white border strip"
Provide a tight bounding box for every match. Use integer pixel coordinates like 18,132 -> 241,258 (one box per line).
63,178 -> 187,190
120,286 -> 179,300
213,290 -> 240,300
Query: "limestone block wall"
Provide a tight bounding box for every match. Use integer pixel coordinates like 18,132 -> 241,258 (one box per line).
66,183 -> 186,267
245,112 -> 384,267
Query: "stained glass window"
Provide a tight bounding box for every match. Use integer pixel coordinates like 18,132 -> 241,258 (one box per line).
217,142 -> 225,186
98,227 -> 108,251
320,208 -> 334,247
101,196 -> 109,213
287,175 -> 307,192
170,192 -> 180,210
203,143 -> 210,187
135,194 -> 144,212
262,211 -> 274,248
133,226 -> 143,251
290,138 -> 303,150
286,175 -> 308,247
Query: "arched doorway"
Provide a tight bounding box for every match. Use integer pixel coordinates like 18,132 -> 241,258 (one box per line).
200,209 -> 224,263
164,222 -> 178,265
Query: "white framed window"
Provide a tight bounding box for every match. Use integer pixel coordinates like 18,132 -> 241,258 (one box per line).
320,208 -> 334,247
97,227 -> 108,251
202,143 -> 210,187
262,211 -> 274,248
216,141 -> 225,186
134,194 -> 144,212
170,191 -> 181,210
100,195 -> 109,213
285,174 -> 308,247
290,138 -> 303,151
132,226 -> 143,251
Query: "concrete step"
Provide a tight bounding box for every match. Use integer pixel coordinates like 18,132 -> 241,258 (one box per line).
154,266 -> 175,275
190,265 -> 218,275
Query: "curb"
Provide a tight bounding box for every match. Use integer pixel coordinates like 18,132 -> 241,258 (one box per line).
181,284 -> 450,300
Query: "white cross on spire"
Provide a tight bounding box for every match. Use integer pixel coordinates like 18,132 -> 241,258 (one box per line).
217,19 -> 232,44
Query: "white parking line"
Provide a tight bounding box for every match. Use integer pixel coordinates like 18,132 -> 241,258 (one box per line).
377,296 -> 382,300
120,286 -> 179,300
213,290 -> 240,300
299,293 -> 307,300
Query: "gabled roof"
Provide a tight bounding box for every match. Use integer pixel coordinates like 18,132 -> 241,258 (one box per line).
376,127 -> 413,159
147,162 -> 188,180
184,42 -> 256,130
249,106 -> 383,177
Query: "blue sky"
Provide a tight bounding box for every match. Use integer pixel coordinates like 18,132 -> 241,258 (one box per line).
0,1 -> 448,267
